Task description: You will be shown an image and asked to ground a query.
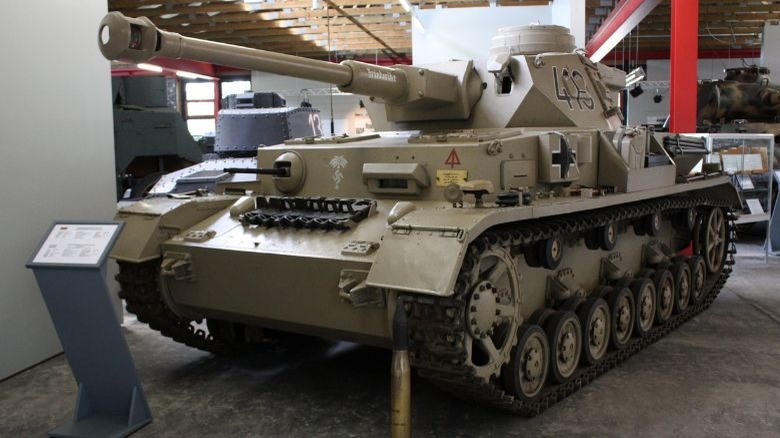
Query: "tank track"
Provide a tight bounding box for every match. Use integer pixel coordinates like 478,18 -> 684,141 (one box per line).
115,260 -> 238,357
406,196 -> 736,417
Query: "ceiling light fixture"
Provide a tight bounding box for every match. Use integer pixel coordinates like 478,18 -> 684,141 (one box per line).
625,66 -> 646,88
136,63 -> 162,73
398,0 -> 411,13
176,70 -> 215,80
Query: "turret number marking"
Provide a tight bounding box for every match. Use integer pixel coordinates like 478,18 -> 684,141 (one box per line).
552,66 -> 595,111
309,113 -> 323,137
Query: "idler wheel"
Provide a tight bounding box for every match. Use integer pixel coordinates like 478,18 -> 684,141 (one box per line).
503,325 -> 549,402
688,255 -> 707,305
702,208 -> 727,274
578,297 -> 611,365
652,269 -> 675,325
537,236 -> 564,270
544,310 -> 582,383
671,261 -> 692,314
631,277 -> 656,336
606,287 -> 634,350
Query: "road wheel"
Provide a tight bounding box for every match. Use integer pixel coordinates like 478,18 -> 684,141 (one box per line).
606,287 -> 634,350
671,262 -> 691,313
578,298 -> 611,365
688,255 -> 707,305
653,269 -> 675,325
631,277 -> 656,336
503,325 -> 549,402
544,311 -> 582,383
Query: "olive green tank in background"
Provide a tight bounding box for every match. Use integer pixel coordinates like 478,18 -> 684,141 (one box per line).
98,12 -> 740,415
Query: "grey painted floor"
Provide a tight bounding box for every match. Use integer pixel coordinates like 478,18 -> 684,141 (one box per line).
1,240 -> 779,437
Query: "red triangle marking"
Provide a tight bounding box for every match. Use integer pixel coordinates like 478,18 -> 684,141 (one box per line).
445,148 -> 461,169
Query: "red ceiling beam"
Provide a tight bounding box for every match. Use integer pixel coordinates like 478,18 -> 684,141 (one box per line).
586,0 -> 663,62
668,0 -> 699,133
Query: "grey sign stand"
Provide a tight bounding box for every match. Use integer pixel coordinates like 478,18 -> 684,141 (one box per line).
769,171 -> 780,256
26,221 -> 152,438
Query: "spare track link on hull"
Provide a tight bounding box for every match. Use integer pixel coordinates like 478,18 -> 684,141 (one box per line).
115,260 -> 237,356
406,196 -> 737,417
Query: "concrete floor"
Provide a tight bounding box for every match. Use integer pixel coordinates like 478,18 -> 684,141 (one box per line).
1,239 -> 779,437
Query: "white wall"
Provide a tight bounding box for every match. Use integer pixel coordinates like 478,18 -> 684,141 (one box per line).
626,57 -> 762,125
412,1 -> 584,64
413,6 -> 552,64
0,3 -> 116,379
551,0 -> 586,48
761,21 -> 780,81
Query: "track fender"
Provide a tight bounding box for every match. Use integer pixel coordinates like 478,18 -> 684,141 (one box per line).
111,195 -> 238,263
366,207 -> 509,297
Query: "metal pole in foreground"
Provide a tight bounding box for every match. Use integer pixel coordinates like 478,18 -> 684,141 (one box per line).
391,299 -> 411,438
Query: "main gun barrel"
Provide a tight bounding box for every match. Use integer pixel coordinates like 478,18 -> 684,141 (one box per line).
98,12 -> 408,101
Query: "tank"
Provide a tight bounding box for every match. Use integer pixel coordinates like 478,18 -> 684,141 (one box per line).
145,91 -> 323,196
98,12 -> 740,415
112,76 -> 205,199
698,65 -> 780,125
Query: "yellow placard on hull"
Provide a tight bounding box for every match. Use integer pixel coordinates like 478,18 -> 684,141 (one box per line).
436,169 -> 468,187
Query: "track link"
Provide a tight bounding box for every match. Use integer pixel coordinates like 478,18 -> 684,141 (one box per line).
406,196 -> 736,416
116,260 -> 237,356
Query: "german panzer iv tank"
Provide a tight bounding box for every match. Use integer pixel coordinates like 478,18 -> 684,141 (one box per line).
98,12 -> 740,416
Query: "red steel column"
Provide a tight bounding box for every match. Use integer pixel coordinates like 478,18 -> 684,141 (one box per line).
668,0 -> 699,133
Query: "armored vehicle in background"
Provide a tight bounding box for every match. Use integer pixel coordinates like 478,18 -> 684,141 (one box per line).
98,12 -> 739,415
697,66 -> 778,227
112,76 -> 205,199
146,91 -> 322,195
699,65 -> 780,129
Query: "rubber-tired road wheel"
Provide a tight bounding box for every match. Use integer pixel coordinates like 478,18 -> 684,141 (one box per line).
503,325 -> 549,402
671,261 -> 691,314
688,255 -> 707,305
544,311 -> 582,383
631,277 -> 656,336
653,269 -> 675,325
578,298 -> 611,365
606,287 -> 634,350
